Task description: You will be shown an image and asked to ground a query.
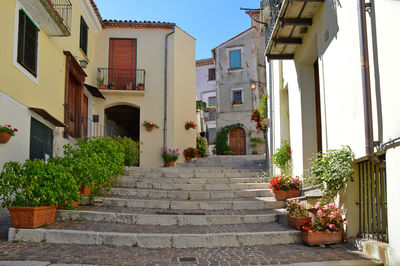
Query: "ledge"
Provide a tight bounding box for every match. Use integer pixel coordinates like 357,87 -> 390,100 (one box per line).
99,89 -> 146,96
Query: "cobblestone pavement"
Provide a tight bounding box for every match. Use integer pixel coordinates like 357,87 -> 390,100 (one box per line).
77,206 -> 283,215
0,241 -> 375,265
46,220 -> 291,234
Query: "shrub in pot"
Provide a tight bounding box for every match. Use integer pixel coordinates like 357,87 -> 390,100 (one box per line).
196,137 -> 207,158
286,200 -> 311,229
183,147 -> 200,161
298,202 -> 348,245
161,146 -> 179,166
269,175 -> 301,200
0,159 -> 81,228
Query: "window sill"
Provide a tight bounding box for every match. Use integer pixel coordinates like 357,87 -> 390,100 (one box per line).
228,68 -> 243,71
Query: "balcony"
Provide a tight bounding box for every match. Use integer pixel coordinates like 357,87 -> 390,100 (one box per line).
20,0 -> 71,36
97,68 -> 146,92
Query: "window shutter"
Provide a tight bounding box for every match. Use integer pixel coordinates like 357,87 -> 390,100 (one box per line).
80,16 -> 88,55
17,10 -> 38,76
229,50 -> 241,69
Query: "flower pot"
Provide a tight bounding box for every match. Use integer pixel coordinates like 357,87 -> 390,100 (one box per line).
146,127 -> 153,132
137,85 -> 144,91
0,132 -> 11,144
287,215 -> 311,230
300,230 -> 343,246
167,161 -> 176,167
273,190 -> 301,201
185,156 -> 192,162
8,206 -> 56,228
126,85 -> 133,90
56,201 -> 79,210
80,184 -> 93,196
99,84 -> 106,89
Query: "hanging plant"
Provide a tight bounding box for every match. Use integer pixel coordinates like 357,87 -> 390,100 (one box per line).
185,121 -> 197,130
251,110 -> 266,133
142,121 -> 159,131
0,124 -> 18,144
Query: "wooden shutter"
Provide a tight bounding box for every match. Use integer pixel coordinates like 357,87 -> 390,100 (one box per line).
109,39 -> 137,89
80,16 -> 88,55
17,10 -> 38,76
229,50 -> 241,69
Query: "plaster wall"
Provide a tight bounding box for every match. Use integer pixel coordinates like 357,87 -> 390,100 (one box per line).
196,63 -> 216,102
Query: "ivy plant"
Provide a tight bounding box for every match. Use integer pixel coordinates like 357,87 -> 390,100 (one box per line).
215,123 -> 243,155
271,140 -> 292,175
304,146 -> 355,204
196,137 -> 207,158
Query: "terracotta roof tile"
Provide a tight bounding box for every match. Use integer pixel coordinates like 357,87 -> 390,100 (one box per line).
89,0 -> 103,25
103,19 -> 175,29
196,58 -> 215,66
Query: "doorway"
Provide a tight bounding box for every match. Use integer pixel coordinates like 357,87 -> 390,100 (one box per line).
229,127 -> 246,155
104,105 -> 140,141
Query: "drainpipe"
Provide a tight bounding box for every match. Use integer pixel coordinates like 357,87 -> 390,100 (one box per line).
267,61 -> 274,174
357,0 -> 374,155
163,26 -> 176,147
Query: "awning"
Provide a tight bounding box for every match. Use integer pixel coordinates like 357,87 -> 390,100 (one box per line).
85,83 -> 106,99
265,0 -> 324,60
29,108 -> 66,127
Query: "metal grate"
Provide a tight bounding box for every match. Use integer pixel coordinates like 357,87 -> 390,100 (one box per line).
179,257 -> 197,262
356,153 -> 388,243
183,212 -> 206,216
155,211 -> 178,215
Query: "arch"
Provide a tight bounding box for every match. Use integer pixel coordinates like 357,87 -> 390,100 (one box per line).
104,101 -> 140,110
105,105 -> 140,141
229,127 -> 246,155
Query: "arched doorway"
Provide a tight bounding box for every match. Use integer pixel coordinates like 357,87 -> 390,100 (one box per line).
105,105 -> 140,141
229,127 -> 246,155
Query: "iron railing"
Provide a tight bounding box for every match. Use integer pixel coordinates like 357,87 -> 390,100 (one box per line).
49,0 -> 72,31
97,68 -> 146,91
356,153 -> 388,243
261,0 -> 283,45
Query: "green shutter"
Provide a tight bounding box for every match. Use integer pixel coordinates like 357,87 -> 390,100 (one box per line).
80,16 -> 88,55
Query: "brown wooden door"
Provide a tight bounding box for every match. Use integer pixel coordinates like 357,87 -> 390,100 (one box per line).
109,39 -> 137,89
82,95 -> 88,137
229,127 -> 246,155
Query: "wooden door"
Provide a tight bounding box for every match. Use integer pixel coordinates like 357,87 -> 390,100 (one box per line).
82,95 -> 88,137
229,127 -> 246,155
109,39 -> 137,89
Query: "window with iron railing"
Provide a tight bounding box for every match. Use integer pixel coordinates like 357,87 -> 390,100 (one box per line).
97,68 -> 146,91
49,0 -> 72,31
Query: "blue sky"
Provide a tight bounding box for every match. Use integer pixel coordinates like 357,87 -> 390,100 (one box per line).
94,0 -> 261,60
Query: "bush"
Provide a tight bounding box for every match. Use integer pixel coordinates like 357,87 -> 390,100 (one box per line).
0,159 -> 81,207
215,123 -> 243,155
115,136 -> 140,166
269,175 -> 301,191
287,200 -> 308,218
196,137 -> 207,158
183,147 -> 200,159
161,146 -> 180,163
271,140 -> 291,174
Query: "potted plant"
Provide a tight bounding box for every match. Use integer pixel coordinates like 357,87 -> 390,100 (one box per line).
0,159 -> 81,228
142,120 -> 159,132
183,147 -> 200,161
271,140 -> 292,175
126,82 -> 133,90
96,77 -> 106,89
286,200 -> 311,229
304,146 -> 355,204
269,175 -> 301,200
0,124 -> 18,144
137,83 -> 144,90
184,121 -> 197,130
108,81 -> 115,90
299,203 -> 348,245
161,146 -> 180,167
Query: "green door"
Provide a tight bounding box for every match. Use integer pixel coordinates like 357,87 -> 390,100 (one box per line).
29,118 -> 53,160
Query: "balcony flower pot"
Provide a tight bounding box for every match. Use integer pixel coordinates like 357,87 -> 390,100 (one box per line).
137,84 -> 144,91
80,184 -> 93,196
0,132 -> 11,144
126,84 -> 133,90
287,215 -> 311,230
300,230 -> 343,246
8,206 -> 56,228
99,84 -> 106,89
167,161 -> 176,167
273,189 -> 301,201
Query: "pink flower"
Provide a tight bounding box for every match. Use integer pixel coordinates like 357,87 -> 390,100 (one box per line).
329,224 -> 334,229
344,220 -> 349,225
317,210 -> 323,217
315,204 -> 320,209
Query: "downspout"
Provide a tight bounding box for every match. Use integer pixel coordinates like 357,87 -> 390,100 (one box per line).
267,60 -> 274,174
163,26 -> 175,147
357,0 -> 374,155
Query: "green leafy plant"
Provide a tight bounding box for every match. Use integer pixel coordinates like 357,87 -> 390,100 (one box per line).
96,77 -> 105,85
183,147 -> 200,159
0,159 -> 81,207
299,203 -> 348,232
115,136 -> 140,166
0,124 -> 18,136
161,146 -> 180,163
269,175 -> 301,191
250,137 -> 265,144
271,140 -> 291,174
215,123 -> 242,155
304,146 -> 355,203
196,137 -> 207,158
287,200 -> 308,218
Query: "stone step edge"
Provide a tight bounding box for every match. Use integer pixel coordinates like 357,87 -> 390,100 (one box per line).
9,228 -> 300,248
116,176 -> 260,182
56,210 -> 280,225
92,197 -> 285,211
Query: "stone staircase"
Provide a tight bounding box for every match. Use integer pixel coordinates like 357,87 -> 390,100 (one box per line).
8,155 -> 301,248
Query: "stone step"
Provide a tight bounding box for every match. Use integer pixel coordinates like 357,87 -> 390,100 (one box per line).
124,169 -> 261,178
9,222 -> 299,248
56,209 -> 280,225
115,175 -> 259,184
92,196 -> 285,210
113,181 -> 268,191
102,187 -> 273,200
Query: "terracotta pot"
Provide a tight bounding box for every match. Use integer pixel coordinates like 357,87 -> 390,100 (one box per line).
126,85 -> 133,90
56,201 -> 79,209
301,230 -> 343,245
287,215 -> 311,230
273,190 -> 301,201
0,132 -> 11,144
80,184 -> 93,196
99,84 -> 106,89
146,127 -> 153,132
185,156 -> 192,162
8,206 -> 56,228
137,85 -> 144,91
167,161 -> 176,167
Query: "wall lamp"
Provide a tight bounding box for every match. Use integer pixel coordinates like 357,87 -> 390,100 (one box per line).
79,59 -> 89,69
249,79 -> 257,90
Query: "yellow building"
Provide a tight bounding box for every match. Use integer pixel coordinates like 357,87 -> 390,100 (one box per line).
0,0 -> 196,168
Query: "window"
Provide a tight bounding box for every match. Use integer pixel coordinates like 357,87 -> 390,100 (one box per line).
208,127 -> 217,144
17,10 -> 39,77
208,96 -> 216,107
232,90 -> 242,105
80,16 -> 88,55
208,68 -> 216,80
208,109 -> 216,121
229,49 -> 241,69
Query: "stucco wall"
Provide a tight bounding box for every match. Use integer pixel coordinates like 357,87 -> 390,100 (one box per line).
196,63 -> 216,102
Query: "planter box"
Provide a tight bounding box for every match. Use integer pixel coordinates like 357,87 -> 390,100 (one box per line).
287,215 -> 311,230
8,206 -> 56,228
301,230 -> 343,246
0,132 -> 11,144
167,161 -> 176,167
273,190 -> 301,201
80,184 -> 93,196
